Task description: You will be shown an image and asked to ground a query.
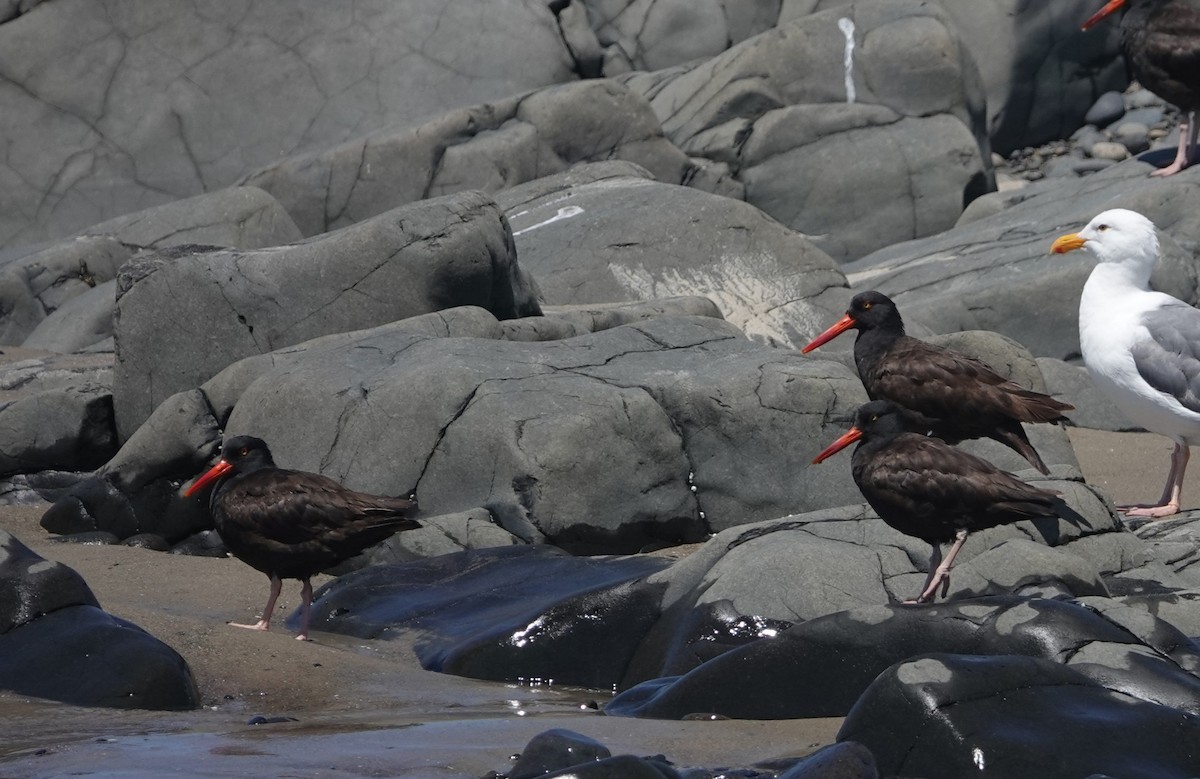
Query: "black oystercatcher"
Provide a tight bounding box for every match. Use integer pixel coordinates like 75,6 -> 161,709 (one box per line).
1083,0 -> 1200,176
1051,208 -> 1200,517
802,291 -> 1073,474
184,435 -> 419,640
812,400 -> 1061,603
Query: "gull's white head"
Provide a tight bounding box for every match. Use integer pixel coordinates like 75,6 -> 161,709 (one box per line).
1050,208 -> 1160,269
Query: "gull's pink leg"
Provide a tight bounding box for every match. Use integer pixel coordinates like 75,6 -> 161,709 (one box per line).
232,574 -> 281,631
1151,113 -> 1197,177
1123,443 -> 1188,518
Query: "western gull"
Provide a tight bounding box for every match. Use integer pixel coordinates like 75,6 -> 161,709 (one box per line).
1051,208 -> 1200,517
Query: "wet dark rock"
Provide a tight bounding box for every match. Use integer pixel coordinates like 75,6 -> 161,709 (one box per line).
510,728 -> 612,779
839,653 -> 1200,779
121,533 -> 170,552
776,742 -> 878,779
309,545 -> 667,688
608,597 -> 1200,720
0,530 -> 197,709
170,530 -> 227,558
49,531 -> 119,545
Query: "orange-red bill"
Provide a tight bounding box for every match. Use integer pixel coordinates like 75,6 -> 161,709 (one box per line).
184,459 -> 232,497
812,427 -> 864,464
1050,232 -> 1087,254
1081,0 -> 1125,30
801,314 -> 856,354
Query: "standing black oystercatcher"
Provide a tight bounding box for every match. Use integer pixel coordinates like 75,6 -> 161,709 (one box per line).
802,291 -> 1073,474
185,435 -> 419,640
1082,0 -> 1200,176
812,400 -> 1062,603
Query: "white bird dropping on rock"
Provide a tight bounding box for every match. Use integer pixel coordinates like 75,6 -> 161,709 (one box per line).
838,18 -> 857,104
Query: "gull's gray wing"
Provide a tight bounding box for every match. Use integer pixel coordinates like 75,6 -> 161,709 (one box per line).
1132,300 -> 1200,414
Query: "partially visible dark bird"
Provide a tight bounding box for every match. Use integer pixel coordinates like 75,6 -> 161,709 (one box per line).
184,435 -> 419,640
802,290 -> 1073,475
812,400 -> 1062,603
1083,0 -> 1200,176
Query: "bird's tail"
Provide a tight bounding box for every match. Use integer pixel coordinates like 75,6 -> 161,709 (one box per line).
1010,387 -> 1074,423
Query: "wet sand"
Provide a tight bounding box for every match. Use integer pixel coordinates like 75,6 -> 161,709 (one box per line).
0,428 -> 1181,777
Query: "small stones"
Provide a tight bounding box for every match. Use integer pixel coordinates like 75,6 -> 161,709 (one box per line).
1090,141 -> 1130,161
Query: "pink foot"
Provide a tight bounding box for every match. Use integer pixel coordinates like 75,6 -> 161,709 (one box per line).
295,633 -> 310,642
230,620 -> 271,631
1120,503 -> 1181,519
1150,162 -> 1189,177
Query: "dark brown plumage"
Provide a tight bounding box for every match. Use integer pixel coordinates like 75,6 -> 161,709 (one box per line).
1084,0 -> 1200,175
802,291 -> 1073,475
813,400 -> 1061,603
184,435 -> 419,640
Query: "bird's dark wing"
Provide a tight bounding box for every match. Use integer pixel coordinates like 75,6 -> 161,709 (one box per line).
855,435 -> 1059,525
1132,301 -> 1200,415
1134,3 -> 1200,107
215,469 -> 418,574
870,338 -> 1070,423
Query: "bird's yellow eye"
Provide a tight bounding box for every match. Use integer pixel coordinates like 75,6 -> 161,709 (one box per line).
870,414 -> 878,422
862,302 -> 873,310
240,447 -> 250,457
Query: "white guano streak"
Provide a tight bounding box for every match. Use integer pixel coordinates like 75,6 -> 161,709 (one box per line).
512,206 -> 584,236
838,17 -> 856,104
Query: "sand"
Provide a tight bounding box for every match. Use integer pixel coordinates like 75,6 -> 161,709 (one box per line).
0,428 -> 1181,777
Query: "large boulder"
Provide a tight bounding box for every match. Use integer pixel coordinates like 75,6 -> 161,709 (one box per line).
242,80 -> 695,237
839,653 -> 1200,779
222,316 -> 865,551
617,0 -> 992,263
0,0 -> 576,247
111,190 -> 539,439
0,530 -> 198,709
499,163 -> 851,350
783,0 -> 1128,154
0,187 -> 300,348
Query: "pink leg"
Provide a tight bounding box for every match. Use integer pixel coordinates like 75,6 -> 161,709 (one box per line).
231,574 -> 281,631
1122,443 -> 1188,518
908,529 -> 969,604
1151,113 -> 1197,177
295,578 -> 313,641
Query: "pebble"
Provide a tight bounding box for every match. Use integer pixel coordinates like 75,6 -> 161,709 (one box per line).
1122,107 -> 1165,128
1090,141 -> 1130,161
1083,91 -> 1125,127
1112,122 -> 1150,154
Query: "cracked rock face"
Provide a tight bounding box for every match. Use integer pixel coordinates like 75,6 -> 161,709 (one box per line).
500,166 -> 852,350
221,315 -> 865,553
0,0 -> 576,248
111,190 -> 539,440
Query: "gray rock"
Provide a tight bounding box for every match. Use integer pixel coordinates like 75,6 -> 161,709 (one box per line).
1123,107 -> 1167,128
1114,123 -> 1151,155
1090,141 -> 1130,161
21,280 -> 116,353
0,1 -> 575,247
242,79 -> 694,237
1037,357 -> 1141,432
500,166 -> 850,350
840,163 -> 1200,361
346,508 -> 532,570
1085,90 -> 1127,127
619,0 -> 993,263
112,191 -> 539,439
220,316 -> 866,551
0,188 -> 300,347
